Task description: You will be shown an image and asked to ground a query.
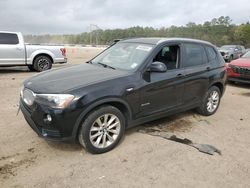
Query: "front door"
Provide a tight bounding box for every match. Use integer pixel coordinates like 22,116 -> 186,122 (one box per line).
0,33 -> 25,65
138,44 -> 185,117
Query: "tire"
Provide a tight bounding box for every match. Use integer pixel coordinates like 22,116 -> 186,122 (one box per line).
78,105 -> 125,154
27,65 -> 35,71
33,55 -> 52,72
197,86 -> 221,116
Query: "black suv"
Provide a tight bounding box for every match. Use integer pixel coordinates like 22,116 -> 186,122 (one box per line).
20,38 -> 227,154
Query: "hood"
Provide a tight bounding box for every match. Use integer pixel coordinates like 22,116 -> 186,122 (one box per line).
24,63 -> 129,93
230,58 -> 250,67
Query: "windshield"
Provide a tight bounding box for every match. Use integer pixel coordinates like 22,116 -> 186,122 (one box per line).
91,42 -> 154,71
242,51 -> 250,58
220,45 -> 236,50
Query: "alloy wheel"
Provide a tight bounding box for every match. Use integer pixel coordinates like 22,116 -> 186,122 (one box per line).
89,114 -> 121,148
38,58 -> 50,71
206,90 -> 219,113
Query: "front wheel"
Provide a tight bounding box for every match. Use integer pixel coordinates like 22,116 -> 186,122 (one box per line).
197,86 -> 221,116
78,105 -> 125,154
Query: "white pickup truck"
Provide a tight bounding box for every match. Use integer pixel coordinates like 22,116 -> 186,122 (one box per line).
0,31 -> 67,71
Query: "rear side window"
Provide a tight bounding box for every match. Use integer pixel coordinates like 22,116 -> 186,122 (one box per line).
0,33 -> 19,45
205,46 -> 217,62
184,43 -> 207,67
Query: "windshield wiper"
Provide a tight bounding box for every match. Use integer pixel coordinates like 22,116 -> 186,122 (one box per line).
87,60 -> 93,64
96,62 -> 116,70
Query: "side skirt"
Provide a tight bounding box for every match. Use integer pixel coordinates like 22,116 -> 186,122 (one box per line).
127,102 -> 201,129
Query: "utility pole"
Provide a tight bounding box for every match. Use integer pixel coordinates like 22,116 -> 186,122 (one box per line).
89,24 -> 102,46
89,25 -> 92,45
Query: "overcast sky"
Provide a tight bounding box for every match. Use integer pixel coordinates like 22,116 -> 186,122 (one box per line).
0,0 -> 249,34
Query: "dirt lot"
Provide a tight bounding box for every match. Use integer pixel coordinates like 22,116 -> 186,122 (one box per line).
1,47 -> 250,188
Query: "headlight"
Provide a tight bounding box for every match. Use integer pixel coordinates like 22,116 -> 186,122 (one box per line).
20,85 -> 24,98
35,94 -> 75,109
22,89 -> 35,106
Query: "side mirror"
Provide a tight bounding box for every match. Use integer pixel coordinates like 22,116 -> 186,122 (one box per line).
148,61 -> 167,72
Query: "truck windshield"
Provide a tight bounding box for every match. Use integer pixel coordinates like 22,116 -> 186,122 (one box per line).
91,42 -> 154,71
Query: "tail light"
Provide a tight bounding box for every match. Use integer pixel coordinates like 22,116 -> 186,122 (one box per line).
60,48 -> 66,57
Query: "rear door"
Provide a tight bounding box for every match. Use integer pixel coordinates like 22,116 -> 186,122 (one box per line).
0,33 -> 25,65
181,43 -> 209,105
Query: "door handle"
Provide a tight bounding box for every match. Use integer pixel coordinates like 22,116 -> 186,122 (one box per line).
206,67 -> 211,71
16,47 -> 22,51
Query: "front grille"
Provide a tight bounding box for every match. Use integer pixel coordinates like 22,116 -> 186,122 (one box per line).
231,65 -> 250,75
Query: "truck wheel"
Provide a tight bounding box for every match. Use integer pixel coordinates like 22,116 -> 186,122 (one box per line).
197,86 -> 221,116
33,56 -> 52,72
78,105 -> 125,154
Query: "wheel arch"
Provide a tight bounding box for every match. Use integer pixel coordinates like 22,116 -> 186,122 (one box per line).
72,98 -> 133,140
210,81 -> 224,95
29,49 -> 55,65
32,53 -> 54,65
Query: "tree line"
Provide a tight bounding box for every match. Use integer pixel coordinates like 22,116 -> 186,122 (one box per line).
24,16 -> 250,48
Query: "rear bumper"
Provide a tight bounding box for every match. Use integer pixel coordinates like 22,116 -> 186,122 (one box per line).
54,57 -> 67,64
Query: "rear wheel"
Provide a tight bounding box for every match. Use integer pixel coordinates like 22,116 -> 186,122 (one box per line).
78,105 -> 125,154
33,55 -> 52,72
197,86 -> 221,116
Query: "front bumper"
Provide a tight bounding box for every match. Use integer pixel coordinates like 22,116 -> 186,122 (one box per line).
20,99 -> 77,142
227,66 -> 250,84
220,52 -> 230,60
228,77 -> 250,84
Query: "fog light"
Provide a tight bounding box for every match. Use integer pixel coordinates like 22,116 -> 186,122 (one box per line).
42,132 -> 48,137
46,114 -> 52,122
44,114 -> 52,124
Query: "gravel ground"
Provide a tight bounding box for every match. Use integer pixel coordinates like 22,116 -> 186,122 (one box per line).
0,47 -> 250,188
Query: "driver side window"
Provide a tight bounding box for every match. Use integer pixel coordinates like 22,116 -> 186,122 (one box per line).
153,45 -> 180,70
